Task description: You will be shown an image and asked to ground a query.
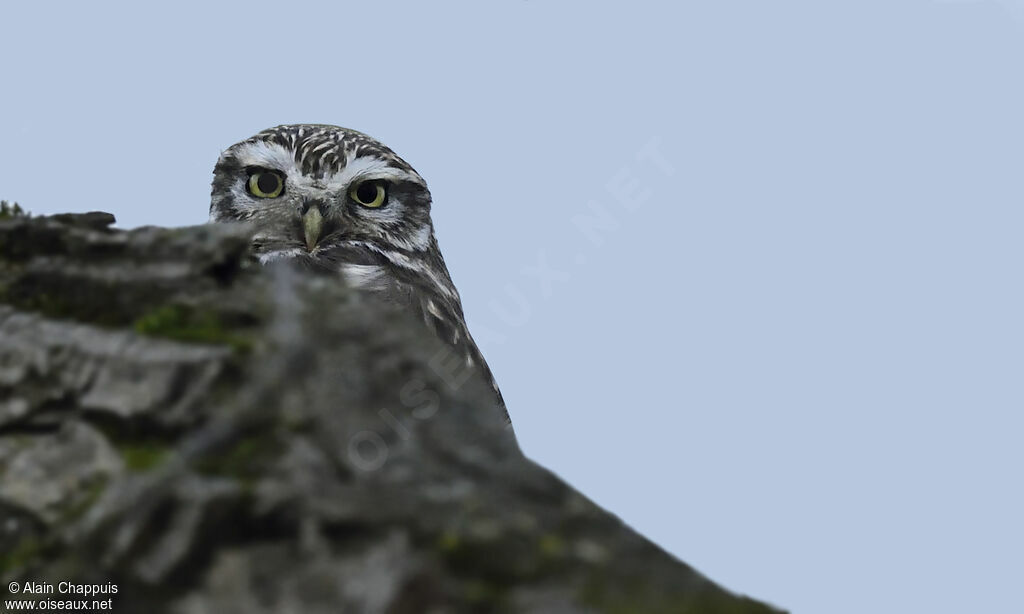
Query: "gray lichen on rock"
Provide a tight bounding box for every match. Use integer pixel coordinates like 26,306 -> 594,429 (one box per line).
0,212 -> 784,613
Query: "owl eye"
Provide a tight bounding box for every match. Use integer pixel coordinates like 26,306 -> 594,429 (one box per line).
247,171 -> 285,198
349,180 -> 387,208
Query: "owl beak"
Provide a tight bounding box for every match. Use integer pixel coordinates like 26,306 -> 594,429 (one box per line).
302,207 -> 324,251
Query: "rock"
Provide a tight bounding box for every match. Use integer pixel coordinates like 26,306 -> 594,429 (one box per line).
0,212 -> 784,613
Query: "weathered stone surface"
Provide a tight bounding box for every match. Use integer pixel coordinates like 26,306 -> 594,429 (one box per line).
0,211 -> 784,613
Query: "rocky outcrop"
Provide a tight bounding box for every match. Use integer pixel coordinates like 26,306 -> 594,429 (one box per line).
0,209 -> 783,613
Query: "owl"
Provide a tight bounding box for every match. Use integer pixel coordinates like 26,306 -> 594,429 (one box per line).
210,124 -> 508,423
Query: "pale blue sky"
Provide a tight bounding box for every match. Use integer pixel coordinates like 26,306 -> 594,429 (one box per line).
2,2 -> 1022,612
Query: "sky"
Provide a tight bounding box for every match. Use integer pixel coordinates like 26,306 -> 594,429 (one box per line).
2,1 -> 1023,612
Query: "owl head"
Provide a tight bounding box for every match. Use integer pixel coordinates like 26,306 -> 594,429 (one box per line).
210,124 -> 437,267
211,124 -> 508,423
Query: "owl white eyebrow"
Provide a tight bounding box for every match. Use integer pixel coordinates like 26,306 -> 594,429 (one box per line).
227,141 -> 300,176
324,155 -> 425,189
227,141 -> 423,187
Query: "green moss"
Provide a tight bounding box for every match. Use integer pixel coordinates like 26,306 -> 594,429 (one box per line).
435,524 -> 569,586
0,536 -> 42,574
134,304 -> 251,352
461,578 -> 507,606
538,533 -> 566,559
219,437 -> 261,474
433,528 -> 511,604
195,433 -> 278,483
11,291 -> 75,320
0,276 -> 138,325
118,443 -> 171,472
437,530 -> 460,552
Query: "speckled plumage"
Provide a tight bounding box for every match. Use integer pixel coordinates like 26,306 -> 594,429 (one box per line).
210,124 -> 507,422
